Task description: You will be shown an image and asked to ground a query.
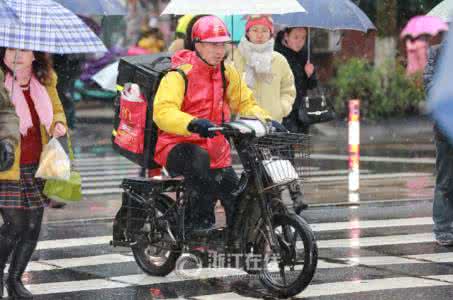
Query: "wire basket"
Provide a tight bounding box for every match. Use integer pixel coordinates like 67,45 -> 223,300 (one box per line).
249,132 -> 311,190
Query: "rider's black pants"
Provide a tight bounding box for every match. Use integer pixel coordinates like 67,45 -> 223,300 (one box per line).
167,143 -> 239,229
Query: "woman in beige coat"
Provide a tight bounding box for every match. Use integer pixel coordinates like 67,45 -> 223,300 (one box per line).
232,15 -> 296,122
232,16 -> 307,212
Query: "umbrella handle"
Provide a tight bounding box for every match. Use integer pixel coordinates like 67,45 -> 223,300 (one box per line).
307,28 -> 311,63
9,49 -> 18,100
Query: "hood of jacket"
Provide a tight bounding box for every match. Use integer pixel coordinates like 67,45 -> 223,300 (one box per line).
171,49 -> 221,74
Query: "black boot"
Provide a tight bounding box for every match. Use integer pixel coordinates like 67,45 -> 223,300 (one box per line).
0,235 -> 16,299
6,240 -> 36,299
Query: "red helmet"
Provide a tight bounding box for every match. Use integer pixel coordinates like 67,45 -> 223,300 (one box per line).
191,16 -> 231,43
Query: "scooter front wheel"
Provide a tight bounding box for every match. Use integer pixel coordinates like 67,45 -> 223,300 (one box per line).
252,213 -> 318,298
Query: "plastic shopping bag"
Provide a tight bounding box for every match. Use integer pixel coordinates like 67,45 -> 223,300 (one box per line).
119,83 -> 147,128
35,138 -> 71,181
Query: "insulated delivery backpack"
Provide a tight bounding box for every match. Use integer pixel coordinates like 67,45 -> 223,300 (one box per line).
112,53 -> 187,169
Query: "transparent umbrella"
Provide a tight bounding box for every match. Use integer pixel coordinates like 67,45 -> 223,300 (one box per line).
161,0 -> 306,16
427,0 -> 453,23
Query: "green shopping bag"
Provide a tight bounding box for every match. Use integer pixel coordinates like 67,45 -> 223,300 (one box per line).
43,133 -> 82,202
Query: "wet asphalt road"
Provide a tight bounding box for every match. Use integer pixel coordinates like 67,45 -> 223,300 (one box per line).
3,119 -> 451,299
10,199 -> 452,299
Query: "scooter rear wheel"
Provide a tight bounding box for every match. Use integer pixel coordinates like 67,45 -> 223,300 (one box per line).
132,194 -> 180,277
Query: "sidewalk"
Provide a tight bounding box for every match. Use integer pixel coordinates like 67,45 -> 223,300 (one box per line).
76,103 -> 435,142
312,116 -> 434,143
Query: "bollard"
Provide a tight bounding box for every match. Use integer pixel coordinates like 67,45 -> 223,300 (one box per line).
348,100 -> 360,193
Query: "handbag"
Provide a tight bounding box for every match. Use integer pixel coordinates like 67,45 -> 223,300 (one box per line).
43,133 -> 82,202
298,86 -> 336,125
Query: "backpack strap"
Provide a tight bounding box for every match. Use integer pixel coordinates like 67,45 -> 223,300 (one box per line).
220,61 -> 227,93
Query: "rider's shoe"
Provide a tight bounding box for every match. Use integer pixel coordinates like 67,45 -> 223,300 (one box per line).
112,220 -> 126,242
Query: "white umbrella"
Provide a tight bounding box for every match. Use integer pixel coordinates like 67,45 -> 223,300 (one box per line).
92,61 -> 119,92
427,0 -> 453,22
161,0 -> 306,15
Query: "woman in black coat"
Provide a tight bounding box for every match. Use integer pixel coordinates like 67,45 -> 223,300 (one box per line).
275,27 -> 318,133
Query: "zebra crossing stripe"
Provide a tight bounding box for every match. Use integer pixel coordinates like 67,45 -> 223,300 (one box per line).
319,252 -> 453,269
306,172 -> 431,182
34,216 -> 437,251
311,217 -> 433,232
317,232 -> 434,249
27,279 -> 129,296
25,273 -> 453,297
26,269 -> 246,295
10,252 -> 453,274
3,254 -> 135,273
36,236 -> 112,250
83,188 -> 123,195
310,154 -> 436,164
79,169 -> 139,176
297,275 -> 453,298
193,275 -> 453,299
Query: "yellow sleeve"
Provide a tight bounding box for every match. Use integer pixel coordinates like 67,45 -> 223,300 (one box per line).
46,72 -> 67,132
153,70 -> 195,136
278,55 -> 296,117
224,64 -> 271,120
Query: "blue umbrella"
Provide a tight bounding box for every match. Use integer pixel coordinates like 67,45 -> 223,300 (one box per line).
220,15 -> 246,43
54,0 -> 127,16
273,0 -> 375,32
0,0 -> 107,54
273,0 -> 375,61
429,30 -> 453,141
0,0 -> 20,25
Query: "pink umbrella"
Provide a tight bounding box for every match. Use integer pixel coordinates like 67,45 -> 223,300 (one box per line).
401,15 -> 448,39
401,16 -> 448,75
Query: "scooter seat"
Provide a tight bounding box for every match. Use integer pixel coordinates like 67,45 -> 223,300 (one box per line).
121,176 -> 184,194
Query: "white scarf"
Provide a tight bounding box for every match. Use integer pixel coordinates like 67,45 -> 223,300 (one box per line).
238,37 -> 274,88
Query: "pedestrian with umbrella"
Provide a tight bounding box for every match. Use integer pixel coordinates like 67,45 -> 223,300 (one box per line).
233,15 -> 296,124
401,15 -> 448,76
274,26 -> 318,134
231,15 -> 313,213
423,16 -> 453,247
0,0 -> 106,298
273,0 -> 375,134
0,45 -> 69,300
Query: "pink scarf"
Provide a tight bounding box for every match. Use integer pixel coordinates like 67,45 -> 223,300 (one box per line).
3,64 -> 53,136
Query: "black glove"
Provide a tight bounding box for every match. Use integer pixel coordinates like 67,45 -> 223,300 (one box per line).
268,120 -> 288,133
0,139 -> 15,172
187,119 -> 216,138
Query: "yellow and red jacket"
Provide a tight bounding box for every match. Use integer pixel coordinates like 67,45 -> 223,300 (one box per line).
153,50 -> 270,169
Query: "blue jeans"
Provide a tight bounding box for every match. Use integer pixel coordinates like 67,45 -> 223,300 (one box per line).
433,138 -> 453,240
